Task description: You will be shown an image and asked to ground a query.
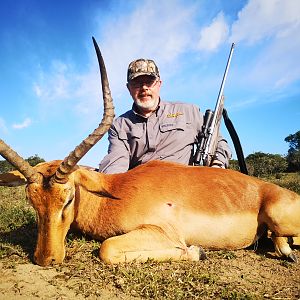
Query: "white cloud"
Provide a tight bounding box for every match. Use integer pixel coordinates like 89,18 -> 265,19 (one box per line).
33,60 -> 73,102
30,0 -> 300,123
230,0 -> 300,44
197,12 -> 229,52
31,1 -> 232,123
72,0 -> 200,119
96,0 -> 198,90
229,0 -> 300,90
12,118 -> 32,129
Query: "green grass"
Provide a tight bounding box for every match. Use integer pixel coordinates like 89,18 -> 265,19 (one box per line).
0,186 -> 36,261
0,186 -> 35,231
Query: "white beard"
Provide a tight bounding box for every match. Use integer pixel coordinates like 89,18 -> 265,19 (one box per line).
135,96 -> 159,111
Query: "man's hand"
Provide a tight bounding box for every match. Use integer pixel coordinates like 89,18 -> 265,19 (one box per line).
211,160 -> 225,169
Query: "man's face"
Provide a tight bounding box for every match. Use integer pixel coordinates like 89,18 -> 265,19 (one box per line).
127,75 -> 162,115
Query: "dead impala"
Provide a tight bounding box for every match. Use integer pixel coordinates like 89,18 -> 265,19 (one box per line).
0,38 -> 299,267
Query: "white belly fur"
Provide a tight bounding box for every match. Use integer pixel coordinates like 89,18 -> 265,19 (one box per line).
182,212 -> 258,249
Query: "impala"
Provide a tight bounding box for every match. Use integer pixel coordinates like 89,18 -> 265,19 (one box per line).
0,38 -> 299,266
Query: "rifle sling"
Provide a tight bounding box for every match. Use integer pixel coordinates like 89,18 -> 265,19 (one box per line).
222,108 -> 248,175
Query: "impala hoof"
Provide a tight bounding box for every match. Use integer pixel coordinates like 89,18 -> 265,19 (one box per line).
199,246 -> 207,260
288,252 -> 298,263
187,245 -> 207,261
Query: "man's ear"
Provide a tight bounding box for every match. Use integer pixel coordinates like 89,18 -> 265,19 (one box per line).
0,170 -> 27,187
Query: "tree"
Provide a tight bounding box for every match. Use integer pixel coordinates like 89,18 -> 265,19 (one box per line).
26,154 -> 45,167
228,159 -> 240,172
246,152 -> 288,177
0,160 -> 14,173
285,130 -> 300,171
0,154 -> 45,173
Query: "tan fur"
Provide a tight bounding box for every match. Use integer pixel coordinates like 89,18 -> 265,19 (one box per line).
1,160 -> 299,266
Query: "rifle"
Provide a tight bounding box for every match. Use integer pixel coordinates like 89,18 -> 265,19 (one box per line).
194,43 -> 247,173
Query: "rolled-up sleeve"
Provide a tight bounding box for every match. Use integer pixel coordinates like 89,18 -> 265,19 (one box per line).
98,125 -> 130,174
215,136 -> 232,168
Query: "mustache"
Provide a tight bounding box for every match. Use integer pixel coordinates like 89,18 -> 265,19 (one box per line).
138,91 -> 152,97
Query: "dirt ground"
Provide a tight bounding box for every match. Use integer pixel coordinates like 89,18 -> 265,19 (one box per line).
0,261 -> 137,300
0,244 -> 299,300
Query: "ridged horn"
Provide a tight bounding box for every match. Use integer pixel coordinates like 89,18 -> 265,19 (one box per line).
52,37 -> 115,184
0,139 -> 41,184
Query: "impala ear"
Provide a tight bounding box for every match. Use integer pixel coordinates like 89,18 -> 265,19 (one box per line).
74,168 -> 102,192
0,170 -> 27,186
74,169 -> 119,199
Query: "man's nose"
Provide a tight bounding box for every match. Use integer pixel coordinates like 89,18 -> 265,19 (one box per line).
141,83 -> 149,89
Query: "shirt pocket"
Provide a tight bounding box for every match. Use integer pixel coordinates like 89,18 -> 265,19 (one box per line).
159,121 -> 189,132
118,126 -> 144,157
118,127 -> 143,140
159,120 -> 195,150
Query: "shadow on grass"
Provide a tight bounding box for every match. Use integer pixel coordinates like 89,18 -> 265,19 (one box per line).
0,222 -> 102,264
247,235 -> 300,262
0,223 -> 37,262
1,224 -> 298,265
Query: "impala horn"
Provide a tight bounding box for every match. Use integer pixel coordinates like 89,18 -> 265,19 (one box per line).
0,139 -> 41,184
52,37 -> 115,184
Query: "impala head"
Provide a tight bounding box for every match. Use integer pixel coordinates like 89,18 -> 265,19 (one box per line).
0,38 -> 114,266
26,161 -> 77,266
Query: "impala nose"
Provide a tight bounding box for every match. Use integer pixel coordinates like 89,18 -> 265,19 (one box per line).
34,252 -> 63,267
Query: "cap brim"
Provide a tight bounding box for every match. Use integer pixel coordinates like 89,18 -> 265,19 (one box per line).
128,72 -> 159,81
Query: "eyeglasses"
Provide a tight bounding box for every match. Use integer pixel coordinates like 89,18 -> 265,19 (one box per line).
129,79 -> 159,89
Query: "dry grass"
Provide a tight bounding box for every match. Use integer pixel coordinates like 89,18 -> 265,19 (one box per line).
267,172 -> 300,194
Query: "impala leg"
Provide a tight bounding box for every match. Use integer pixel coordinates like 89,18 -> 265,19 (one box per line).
271,234 -> 298,262
99,224 -> 204,264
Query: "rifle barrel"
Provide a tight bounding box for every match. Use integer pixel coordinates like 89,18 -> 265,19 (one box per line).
203,43 -> 235,162
211,43 -> 235,132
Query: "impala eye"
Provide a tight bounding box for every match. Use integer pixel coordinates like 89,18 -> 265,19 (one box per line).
61,196 -> 74,222
64,197 -> 74,209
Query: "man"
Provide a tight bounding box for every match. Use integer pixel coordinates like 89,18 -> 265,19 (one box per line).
99,59 -> 231,174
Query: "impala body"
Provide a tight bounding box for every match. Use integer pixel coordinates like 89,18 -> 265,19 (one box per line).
0,38 -> 299,266
1,158 -> 299,266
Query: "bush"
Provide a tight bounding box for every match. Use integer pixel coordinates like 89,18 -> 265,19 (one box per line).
245,152 -> 288,177
0,154 -> 45,173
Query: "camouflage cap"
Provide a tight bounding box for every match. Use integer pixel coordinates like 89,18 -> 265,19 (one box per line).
127,59 -> 160,82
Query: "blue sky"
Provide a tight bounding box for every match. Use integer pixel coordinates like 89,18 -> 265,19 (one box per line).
1,0 -> 299,167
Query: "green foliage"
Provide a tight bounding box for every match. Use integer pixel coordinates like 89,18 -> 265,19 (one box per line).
267,172 -> 300,195
285,130 -> 300,152
26,154 -> 45,167
0,160 -> 14,173
229,159 -> 240,171
0,154 -> 45,174
245,152 -> 288,177
285,130 -> 300,171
